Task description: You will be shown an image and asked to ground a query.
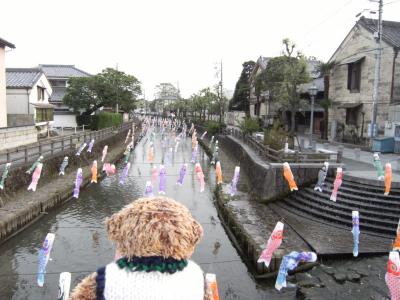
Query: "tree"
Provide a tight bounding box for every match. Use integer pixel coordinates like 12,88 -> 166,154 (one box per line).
316,61 -> 335,140
229,61 -> 255,115
256,39 -> 310,133
63,68 -> 141,115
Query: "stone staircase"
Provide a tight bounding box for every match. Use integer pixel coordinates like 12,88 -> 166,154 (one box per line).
272,176 -> 400,238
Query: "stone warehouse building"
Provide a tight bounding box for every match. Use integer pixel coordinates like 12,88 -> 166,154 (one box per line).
328,17 -> 400,140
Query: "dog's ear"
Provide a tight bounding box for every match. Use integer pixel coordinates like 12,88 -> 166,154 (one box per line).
106,211 -> 124,242
191,219 -> 203,245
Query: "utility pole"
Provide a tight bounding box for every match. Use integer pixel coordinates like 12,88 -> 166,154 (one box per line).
115,63 -> 119,113
371,0 -> 383,138
219,60 -> 223,124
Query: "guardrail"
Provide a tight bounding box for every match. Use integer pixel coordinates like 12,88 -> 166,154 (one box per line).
229,128 -> 342,163
0,121 -> 133,168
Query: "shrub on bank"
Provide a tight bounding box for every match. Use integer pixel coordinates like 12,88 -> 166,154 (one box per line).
264,122 -> 288,150
93,112 -> 122,130
205,120 -> 226,135
239,117 -> 260,136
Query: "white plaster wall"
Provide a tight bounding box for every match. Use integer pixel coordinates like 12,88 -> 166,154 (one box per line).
28,73 -> 53,105
0,47 -> 6,127
6,89 -> 31,114
53,114 -> 77,127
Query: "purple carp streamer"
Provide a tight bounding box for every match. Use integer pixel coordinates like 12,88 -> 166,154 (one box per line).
275,251 -> 317,291
73,168 -> 83,199
87,139 -> 95,153
37,233 -> 55,287
352,211 -> 360,257
158,165 -> 167,194
119,162 -> 131,184
177,164 -> 187,185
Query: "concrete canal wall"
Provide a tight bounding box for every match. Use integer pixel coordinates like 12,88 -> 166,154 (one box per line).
198,136 -> 317,276
218,135 -> 339,202
0,123 -> 141,243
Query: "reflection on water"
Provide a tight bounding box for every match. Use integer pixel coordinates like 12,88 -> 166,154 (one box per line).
0,130 -> 294,300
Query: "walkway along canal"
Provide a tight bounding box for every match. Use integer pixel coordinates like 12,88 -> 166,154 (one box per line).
0,125 -> 295,299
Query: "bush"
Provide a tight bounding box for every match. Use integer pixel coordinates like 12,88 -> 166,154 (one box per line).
76,115 -> 95,127
239,117 -> 260,135
92,112 -> 122,130
264,122 -> 288,150
205,120 -> 226,135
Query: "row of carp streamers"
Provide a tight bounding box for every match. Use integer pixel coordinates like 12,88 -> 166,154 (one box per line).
263,153 -> 397,293
35,123 -> 139,298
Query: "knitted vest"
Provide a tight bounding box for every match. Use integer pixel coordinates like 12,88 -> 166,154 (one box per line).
96,260 -> 204,300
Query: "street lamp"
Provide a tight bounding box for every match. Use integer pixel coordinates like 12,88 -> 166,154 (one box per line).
308,84 -> 318,149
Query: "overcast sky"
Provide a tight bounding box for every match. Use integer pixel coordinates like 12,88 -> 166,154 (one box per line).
2,0 -> 400,99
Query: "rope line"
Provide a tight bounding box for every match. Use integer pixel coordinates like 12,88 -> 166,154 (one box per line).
0,259 -> 243,278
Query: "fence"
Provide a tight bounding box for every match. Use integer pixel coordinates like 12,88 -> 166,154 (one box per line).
0,121 -> 133,168
229,128 -> 342,164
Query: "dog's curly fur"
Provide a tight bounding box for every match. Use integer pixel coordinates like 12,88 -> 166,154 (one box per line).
69,196 -> 204,299
106,196 -> 203,260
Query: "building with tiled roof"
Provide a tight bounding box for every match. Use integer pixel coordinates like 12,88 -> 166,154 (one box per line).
328,17 -> 400,142
39,64 -> 91,127
5,68 -> 53,128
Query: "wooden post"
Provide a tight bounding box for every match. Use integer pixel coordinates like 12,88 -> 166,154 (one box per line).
39,143 -> 42,155
24,147 -> 28,163
6,150 -> 10,163
51,140 -> 54,155
61,138 -> 64,151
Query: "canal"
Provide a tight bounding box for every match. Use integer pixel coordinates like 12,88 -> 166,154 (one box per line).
0,126 -> 295,299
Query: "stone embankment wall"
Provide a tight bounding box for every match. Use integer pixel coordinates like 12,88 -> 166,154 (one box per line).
198,136 -> 317,277
0,123 -> 140,242
219,135 -> 338,202
0,125 -> 37,150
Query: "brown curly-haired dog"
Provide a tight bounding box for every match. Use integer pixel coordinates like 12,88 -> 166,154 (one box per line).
70,196 -> 210,300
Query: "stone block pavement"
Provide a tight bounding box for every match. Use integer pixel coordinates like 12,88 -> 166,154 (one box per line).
297,135 -> 400,183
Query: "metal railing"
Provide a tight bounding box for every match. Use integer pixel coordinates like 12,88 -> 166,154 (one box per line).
229,128 -> 341,163
0,121 -> 133,168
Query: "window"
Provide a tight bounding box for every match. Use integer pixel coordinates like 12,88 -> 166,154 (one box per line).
37,86 -> 45,101
347,61 -> 362,93
35,108 -> 54,123
345,108 -> 358,125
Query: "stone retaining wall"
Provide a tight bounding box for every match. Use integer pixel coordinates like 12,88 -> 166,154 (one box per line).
0,125 -> 37,150
218,135 -> 339,202
0,124 -> 141,243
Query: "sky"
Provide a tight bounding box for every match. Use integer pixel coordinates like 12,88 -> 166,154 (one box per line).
2,0 -> 400,99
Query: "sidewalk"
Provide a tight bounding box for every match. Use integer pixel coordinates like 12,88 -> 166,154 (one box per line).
297,135 -> 400,183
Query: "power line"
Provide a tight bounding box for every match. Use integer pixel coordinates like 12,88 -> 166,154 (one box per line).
0,259 -> 243,278
302,0 -> 354,38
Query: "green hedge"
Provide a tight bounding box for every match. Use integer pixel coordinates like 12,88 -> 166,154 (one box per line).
94,112 -> 122,130
76,113 -> 122,130
205,120 -> 226,135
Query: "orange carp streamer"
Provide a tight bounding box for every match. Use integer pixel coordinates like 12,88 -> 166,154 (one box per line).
205,273 -> 220,300
91,160 -> 98,183
384,163 -> 392,196
215,161 -> 223,184
283,162 -> 298,191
